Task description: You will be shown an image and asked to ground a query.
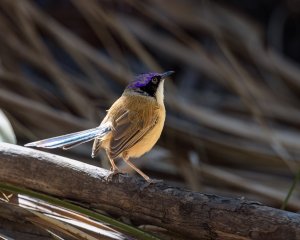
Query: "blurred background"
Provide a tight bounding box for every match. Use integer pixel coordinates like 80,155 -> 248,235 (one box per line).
1,0 -> 300,211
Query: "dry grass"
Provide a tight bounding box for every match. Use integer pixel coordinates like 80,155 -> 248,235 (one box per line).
0,0 -> 300,212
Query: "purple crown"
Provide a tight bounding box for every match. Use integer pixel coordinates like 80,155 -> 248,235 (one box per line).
128,72 -> 160,89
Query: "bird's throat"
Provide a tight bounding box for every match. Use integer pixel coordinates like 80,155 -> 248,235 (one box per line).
156,80 -> 165,106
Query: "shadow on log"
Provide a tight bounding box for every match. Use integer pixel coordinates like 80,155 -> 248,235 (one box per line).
0,143 -> 299,240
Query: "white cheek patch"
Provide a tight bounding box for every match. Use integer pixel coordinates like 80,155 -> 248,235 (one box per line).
156,80 -> 165,105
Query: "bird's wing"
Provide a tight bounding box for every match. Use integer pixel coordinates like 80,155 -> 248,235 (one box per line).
108,107 -> 159,159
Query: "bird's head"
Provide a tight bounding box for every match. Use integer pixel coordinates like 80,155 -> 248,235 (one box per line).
126,71 -> 174,102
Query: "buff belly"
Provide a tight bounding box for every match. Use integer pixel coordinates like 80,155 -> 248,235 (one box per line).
124,107 -> 165,159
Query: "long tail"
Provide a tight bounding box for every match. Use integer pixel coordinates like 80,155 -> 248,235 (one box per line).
24,123 -> 111,150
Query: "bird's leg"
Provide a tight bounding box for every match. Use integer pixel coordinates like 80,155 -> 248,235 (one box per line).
108,155 -> 120,173
105,154 -> 122,181
123,157 -> 151,182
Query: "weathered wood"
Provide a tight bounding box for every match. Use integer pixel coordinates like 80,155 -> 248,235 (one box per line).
0,143 -> 299,240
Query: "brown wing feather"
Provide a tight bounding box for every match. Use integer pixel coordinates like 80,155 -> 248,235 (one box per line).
109,110 -> 158,159
91,95 -> 160,159
107,96 -> 159,159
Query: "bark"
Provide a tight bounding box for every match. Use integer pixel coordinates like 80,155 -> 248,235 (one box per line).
0,142 -> 299,240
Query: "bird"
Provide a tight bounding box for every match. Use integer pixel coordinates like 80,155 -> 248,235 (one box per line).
25,71 -> 174,182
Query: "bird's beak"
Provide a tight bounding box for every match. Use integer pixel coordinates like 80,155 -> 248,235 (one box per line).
161,71 -> 175,79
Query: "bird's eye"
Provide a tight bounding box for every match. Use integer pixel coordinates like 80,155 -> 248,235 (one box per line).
152,77 -> 159,84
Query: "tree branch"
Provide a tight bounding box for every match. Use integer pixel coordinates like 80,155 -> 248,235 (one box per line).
0,143 -> 299,240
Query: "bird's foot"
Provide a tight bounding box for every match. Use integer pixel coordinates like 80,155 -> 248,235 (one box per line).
140,178 -> 163,190
105,168 -> 124,181
110,166 -> 120,172
147,179 -> 163,184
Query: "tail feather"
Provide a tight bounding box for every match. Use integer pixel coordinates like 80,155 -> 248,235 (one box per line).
25,123 -> 111,149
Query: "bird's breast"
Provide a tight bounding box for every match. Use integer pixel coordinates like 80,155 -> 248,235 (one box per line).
125,104 -> 165,159
100,94 -> 166,159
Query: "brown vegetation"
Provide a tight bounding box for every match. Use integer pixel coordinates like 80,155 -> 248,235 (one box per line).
0,0 -> 300,239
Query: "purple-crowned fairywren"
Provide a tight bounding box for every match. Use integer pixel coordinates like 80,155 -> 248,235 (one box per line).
25,71 -> 174,182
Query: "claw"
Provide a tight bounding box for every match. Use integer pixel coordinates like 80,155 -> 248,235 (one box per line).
148,179 -> 163,184
109,166 -> 120,172
105,168 -> 121,181
140,178 -> 163,190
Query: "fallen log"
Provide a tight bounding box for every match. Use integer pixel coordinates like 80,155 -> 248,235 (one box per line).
0,143 -> 299,239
